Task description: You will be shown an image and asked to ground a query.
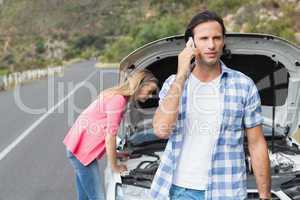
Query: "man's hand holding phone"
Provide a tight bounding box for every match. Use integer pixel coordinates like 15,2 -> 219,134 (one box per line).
177,37 -> 196,80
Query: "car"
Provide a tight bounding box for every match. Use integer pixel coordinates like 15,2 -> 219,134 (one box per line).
104,33 -> 300,200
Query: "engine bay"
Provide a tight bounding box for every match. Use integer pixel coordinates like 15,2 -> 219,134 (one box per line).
116,130 -> 300,199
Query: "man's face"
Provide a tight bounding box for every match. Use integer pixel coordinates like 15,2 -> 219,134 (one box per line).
192,21 -> 225,67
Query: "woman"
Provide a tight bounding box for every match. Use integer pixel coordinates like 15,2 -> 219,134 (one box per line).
63,69 -> 158,200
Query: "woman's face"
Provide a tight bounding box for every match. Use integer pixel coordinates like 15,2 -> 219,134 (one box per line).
134,82 -> 157,102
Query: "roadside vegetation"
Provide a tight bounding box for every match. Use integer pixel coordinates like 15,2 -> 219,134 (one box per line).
0,0 -> 299,74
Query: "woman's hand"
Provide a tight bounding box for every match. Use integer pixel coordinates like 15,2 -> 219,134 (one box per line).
105,134 -> 128,174
112,164 -> 128,173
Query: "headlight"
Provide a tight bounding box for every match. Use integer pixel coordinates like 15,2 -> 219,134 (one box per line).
116,183 -> 152,200
282,185 -> 300,200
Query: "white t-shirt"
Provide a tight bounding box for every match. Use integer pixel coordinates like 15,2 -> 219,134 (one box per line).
173,73 -> 222,190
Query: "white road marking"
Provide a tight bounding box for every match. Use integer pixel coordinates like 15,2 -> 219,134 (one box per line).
0,70 -> 97,162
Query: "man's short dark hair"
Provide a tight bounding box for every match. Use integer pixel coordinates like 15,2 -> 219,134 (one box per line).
184,10 -> 226,42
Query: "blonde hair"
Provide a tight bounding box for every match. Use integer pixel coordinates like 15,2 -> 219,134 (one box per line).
101,69 -> 158,99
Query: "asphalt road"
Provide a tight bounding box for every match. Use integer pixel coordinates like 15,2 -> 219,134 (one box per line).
0,60 -> 119,200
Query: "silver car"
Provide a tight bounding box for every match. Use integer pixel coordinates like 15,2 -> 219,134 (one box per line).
105,33 -> 300,200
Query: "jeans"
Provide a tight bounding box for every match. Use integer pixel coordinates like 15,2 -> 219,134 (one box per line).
169,184 -> 206,200
66,150 -> 105,200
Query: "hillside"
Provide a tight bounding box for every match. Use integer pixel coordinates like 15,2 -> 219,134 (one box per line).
0,0 -> 299,73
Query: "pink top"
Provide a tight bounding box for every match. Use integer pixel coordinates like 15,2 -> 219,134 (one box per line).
63,94 -> 127,166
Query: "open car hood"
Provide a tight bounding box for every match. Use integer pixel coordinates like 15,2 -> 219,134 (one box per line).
118,33 -> 300,138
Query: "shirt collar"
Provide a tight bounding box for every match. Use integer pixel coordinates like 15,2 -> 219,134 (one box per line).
189,60 -> 231,80
220,60 -> 231,77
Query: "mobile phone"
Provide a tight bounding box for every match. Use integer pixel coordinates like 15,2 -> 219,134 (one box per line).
189,37 -> 196,48
188,37 -> 196,68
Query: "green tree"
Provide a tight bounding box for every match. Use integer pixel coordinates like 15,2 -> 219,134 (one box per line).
35,38 -> 45,54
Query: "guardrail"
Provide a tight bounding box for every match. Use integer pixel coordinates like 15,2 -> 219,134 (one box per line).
0,66 -> 64,91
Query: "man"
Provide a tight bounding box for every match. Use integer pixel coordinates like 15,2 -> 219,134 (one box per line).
150,10 -> 271,200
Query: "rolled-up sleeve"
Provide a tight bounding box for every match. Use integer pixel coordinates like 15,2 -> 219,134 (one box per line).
243,81 -> 263,128
158,75 -> 176,105
104,95 -> 127,136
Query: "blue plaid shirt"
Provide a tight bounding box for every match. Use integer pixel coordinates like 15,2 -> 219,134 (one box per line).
150,62 -> 263,200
